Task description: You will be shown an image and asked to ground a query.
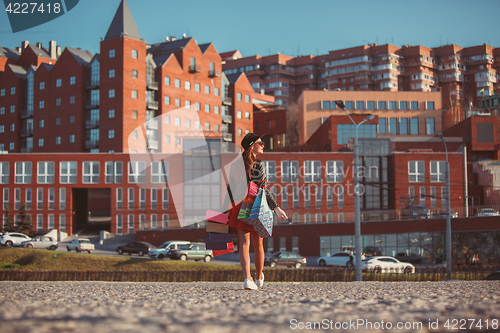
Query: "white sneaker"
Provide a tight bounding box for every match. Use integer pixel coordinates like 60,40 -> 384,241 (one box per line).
244,279 -> 258,290
255,272 -> 264,288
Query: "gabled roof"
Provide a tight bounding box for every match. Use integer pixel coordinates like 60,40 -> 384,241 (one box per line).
0,47 -> 21,60
226,72 -> 244,84
105,0 -> 142,41
220,50 -> 242,60
66,47 -> 94,66
147,38 -> 192,56
153,53 -> 180,68
8,64 -> 27,78
40,63 -> 53,72
27,45 -> 51,58
199,43 -> 211,53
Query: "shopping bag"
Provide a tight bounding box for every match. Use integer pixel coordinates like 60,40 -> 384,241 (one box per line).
206,221 -> 230,233
237,182 -> 258,220
212,242 -> 235,257
205,210 -> 228,224
245,189 -> 273,238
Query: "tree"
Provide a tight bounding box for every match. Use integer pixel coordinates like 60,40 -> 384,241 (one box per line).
286,102 -> 300,147
3,207 -> 15,232
17,204 -> 34,236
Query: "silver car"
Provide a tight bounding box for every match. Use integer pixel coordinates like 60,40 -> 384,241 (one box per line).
22,236 -> 58,250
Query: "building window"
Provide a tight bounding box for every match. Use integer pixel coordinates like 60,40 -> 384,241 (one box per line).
56,79 -> 61,87
175,98 -> 180,107
175,79 -> 180,88
128,188 -> 135,210
185,81 -> 191,90
132,110 -> 138,119
355,101 -> 364,110
399,118 -> 408,135
69,115 -> 75,123
132,49 -> 138,59
426,101 -> 435,110
48,214 -> 54,228
140,188 -> 146,210
36,214 -> 43,230
9,142 -> 14,150
195,83 -> 200,92
55,117 -> 61,126
388,101 -> 397,109
109,49 -> 115,58
344,101 -> 353,109
151,161 -> 168,183
399,101 -> 407,110
164,77 -> 170,85
409,161 -> 425,183
55,136 -> 61,145
108,130 -> 115,139
151,189 -> 157,210
60,162 -> 77,184
37,162 -> 55,184
0,162 -> 9,184
132,69 -> 138,79
237,128 -> 242,136
109,69 -> 115,78
205,123 -> 210,131
410,118 -> 419,134
60,214 -> 66,232
127,214 -> 134,232
304,187 -> 310,209
237,111 -> 242,119
245,95 -> 250,103
55,98 -> 61,106
263,161 -> 276,183
0,107 -> 4,114
60,188 -> 66,210
378,118 -> 387,134
245,112 -> 251,120
109,89 -> 115,98
163,188 -> 169,210
10,105 -> 15,113
48,188 -> 54,210
15,162 -> 32,184
215,88 -> 220,96
430,186 -> 437,208
205,85 -> 210,94
116,188 -> 123,210
377,101 -> 386,110
389,118 -> 398,134
175,117 -> 181,126
338,188 -> 344,209
109,109 -> 115,118
83,161 -> 100,184
164,96 -> 170,105
304,161 -> 321,183
128,161 -> 146,183
237,93 -> 242,101
132,90 -> 138,99
39,100 -> 45,109
410,101 -> 419,110
105,161 -> 123,184
426,118 -> 435,135
327,161 -> 343,182
195,102 -> 200,111
205,104 -> 210,113
420,186 -> 426,207
430,161 -> 446,182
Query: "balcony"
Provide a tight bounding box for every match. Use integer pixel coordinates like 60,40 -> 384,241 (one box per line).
222,133 -> 233,142
147,140 -> 158,150
146,119 -> 158,129
222,115 -> 232,124
21,147 -> 33,153
209,69 -> 221,77
21,128 -> 33,137
21,109 -> 33,118
222,97 -> 232,106
146,100 -> 159,110
146,80 -> 158,90
86,100 -> 100,109
189,65 -> 201,73
86,79 -> 99,89
85,140 -> 99,149
85,119 -> 99,129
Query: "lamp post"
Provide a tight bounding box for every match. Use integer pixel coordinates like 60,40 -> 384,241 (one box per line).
438,133 -> 452,280
335,100 -> 374,282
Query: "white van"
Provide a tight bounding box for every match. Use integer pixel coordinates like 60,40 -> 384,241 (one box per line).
148,240 -> 191,259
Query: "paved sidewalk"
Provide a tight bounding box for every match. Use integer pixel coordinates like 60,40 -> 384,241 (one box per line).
0,281 -> 499,332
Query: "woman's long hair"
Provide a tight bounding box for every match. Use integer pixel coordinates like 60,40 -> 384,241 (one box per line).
242,147 -> 256,178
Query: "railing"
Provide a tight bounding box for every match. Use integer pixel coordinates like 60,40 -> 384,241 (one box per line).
209,69 -> 221,77
222,133 -> 232,142
85,119 -> 99,128
146,81 -> 158,90
146,119 -> 158,129
21,128 -> 33,137
222,115 -> 232,124
21,109 -> 33,118
222,97 -> 232,105
21,147 -> 33,153
85,140 -> 99,149
147,140 -> 158,150
189,65 -> 201,73
86,79 -> 99,89
86,100 -> 100,109
146,100 -> 159,110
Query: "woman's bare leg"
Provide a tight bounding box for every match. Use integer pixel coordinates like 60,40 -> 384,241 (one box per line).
251,232 -> 264,280
238,229 -> 253,280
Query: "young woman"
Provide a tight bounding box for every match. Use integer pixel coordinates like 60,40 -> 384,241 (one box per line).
227,133 -> 288,290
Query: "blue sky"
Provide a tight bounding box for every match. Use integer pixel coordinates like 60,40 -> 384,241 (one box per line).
1,0 -> 499,58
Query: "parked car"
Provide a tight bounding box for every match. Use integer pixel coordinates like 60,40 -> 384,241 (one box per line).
476,208 -> 500,217
21,236 -> 58,250
394,252 -> 423,264
434,210 -> 458,218
148,240 -> 191,259
401,205 -> 431,219
362,256 -> 415,274
66,238 -> 95,253
116,241 -> 154,256
264,251 -> 307,268
0,232 -> 32,247
168,242 -> 213,262
317,252 -> 355,268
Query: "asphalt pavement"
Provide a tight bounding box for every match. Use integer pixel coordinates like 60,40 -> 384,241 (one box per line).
0,281 -> 499,332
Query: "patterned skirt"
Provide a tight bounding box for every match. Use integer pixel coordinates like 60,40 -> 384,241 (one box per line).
227,201 -> 256,233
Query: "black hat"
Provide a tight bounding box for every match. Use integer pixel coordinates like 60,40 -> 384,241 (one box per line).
241,133 -> 264,151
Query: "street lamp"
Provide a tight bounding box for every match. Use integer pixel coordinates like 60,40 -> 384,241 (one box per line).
335,100 -> 374,282
438,133 -> 452,280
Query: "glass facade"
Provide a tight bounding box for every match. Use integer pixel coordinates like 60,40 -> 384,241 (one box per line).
337,124 -> 377,144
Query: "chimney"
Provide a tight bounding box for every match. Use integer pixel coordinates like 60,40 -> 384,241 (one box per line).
56,46 -> 62,57
182,33 -> 186,39
16,47 -> 21,53
165,36 -> 170,42
49,40 -> 57,59
21,40 -> 29,50
36,42 -> 42,49
171,36 -> 176,42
